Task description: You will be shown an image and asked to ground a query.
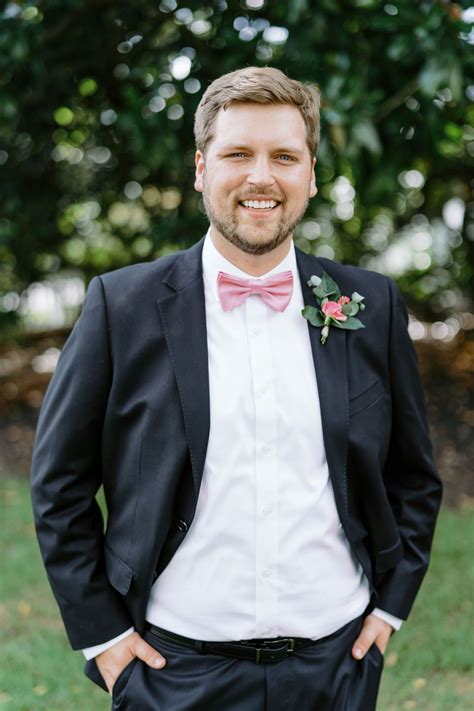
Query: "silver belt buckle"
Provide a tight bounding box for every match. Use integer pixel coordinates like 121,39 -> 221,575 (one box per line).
255,638 -> 295,662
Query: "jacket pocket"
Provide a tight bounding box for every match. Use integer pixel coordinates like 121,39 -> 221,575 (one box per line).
104,543 -> 135,595
349,378 -> 385,417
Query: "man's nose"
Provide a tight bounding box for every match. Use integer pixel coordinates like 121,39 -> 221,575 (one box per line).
247,156 -> 275,187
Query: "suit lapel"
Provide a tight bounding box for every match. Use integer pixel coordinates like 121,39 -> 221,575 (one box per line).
295,248 -> 350,524
157,238 -> 350,524
157,237 -> 210,499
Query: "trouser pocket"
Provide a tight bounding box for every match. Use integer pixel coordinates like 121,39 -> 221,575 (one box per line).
112,657 -> 138,710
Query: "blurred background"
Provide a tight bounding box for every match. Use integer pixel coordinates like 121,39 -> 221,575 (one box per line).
1,1 -> 473,709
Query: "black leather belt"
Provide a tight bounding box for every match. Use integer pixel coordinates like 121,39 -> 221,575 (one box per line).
146,623 -> 314,664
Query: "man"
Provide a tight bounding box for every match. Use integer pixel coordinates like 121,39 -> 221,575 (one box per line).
31,67 -> 442,710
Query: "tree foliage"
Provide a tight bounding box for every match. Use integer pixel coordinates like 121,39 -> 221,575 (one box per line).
1,0 -> 472,331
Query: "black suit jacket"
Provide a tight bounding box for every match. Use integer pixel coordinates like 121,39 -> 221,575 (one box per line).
30,236 -> 442,662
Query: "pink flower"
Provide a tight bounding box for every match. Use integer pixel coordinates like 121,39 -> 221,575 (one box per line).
321,300 -> 348,321
338,295 -> 350,305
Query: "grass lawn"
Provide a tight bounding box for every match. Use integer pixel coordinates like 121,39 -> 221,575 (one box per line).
1,475 -> 473,710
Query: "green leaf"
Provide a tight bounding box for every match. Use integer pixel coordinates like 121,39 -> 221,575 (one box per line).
342,301 -> 359,316
419,58 -> 446,96
319,270 -> 341,300
314,285 -> 327,300
447,59 -> 463,103
308,275 -> 321,287
351,291 -> 365,303
301,306 -> 325,327
287,0 -> 309,24
341,316 -> 365,330
352,120 -> 382,155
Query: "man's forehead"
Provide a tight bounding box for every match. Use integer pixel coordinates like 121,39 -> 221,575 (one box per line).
211,102 -> 307,149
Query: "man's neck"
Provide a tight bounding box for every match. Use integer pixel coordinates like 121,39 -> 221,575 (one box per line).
209,227 -> 292,277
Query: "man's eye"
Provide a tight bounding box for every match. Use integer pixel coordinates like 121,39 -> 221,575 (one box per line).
226,153 -> 294,161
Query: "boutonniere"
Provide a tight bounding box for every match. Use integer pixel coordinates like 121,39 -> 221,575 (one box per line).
301,270 -> 366,344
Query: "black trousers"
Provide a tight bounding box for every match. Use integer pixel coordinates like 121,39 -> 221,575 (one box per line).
110,614 -> 384,711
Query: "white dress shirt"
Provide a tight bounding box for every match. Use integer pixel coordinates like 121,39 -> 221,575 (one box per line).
83,229 -> 401,659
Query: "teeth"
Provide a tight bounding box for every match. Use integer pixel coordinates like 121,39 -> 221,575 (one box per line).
241,200 -> 278,209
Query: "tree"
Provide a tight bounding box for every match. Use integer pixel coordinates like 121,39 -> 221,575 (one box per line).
1,0 -> 472,332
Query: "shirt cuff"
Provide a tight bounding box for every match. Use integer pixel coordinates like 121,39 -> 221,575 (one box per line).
82,627 -> 135,660
371,607 -> 403,631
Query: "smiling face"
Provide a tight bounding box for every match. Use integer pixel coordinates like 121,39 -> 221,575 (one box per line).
194,103 -> 317,260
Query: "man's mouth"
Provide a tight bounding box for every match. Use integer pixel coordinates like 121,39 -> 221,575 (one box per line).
238,199 -> 281,211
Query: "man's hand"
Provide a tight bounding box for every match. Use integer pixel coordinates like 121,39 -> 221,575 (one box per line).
96,631 -> 166,694
351,614 -> 393,660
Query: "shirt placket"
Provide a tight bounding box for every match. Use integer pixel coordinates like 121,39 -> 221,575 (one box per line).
245,293 -> 279,638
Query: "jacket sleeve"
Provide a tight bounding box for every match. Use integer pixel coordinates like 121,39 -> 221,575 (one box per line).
30,276 -> 133,649
375,276 -> 443,618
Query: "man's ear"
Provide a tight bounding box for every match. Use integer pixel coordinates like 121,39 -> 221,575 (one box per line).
309,156 -> 318,198
194,150 -> 205,193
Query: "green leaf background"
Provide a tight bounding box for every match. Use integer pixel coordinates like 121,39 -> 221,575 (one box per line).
0,0 -> 471,332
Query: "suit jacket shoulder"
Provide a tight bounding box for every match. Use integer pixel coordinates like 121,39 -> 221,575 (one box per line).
98,249 -> 183,294
96,237 -> 206,307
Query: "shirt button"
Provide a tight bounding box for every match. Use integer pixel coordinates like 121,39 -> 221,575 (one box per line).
262,568 -> 271,578
252,327 -> 261,336
257,384 -> 267,396
262,444 -> 270,455
262,505 -> 271,516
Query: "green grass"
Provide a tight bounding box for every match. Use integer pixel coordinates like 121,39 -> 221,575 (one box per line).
1,476 -> 473,710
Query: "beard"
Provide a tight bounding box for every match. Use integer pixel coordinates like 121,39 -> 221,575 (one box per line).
201,178 -> 310,256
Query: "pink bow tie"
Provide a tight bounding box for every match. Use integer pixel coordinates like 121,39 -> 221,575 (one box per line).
217,270 -> 294,312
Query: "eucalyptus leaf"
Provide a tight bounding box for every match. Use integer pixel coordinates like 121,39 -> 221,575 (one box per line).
301,306 -> 325,327
351,292 -> 365,303
320,271 -> 341,299
341,316 -> 365,330
308,275 -> 321,287
342,301 -> 359,316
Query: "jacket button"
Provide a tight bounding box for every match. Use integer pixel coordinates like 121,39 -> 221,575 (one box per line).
177,519 -> 188,532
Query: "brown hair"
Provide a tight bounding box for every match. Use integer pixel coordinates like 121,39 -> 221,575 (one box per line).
194,66 -> 321,158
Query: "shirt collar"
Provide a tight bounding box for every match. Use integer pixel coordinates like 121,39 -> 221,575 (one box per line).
202,227 -> 298,303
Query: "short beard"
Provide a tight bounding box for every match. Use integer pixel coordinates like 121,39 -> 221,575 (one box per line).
202,181 -> 309,256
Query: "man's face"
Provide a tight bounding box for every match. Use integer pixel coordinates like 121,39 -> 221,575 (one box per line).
194,103 -> 317,256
